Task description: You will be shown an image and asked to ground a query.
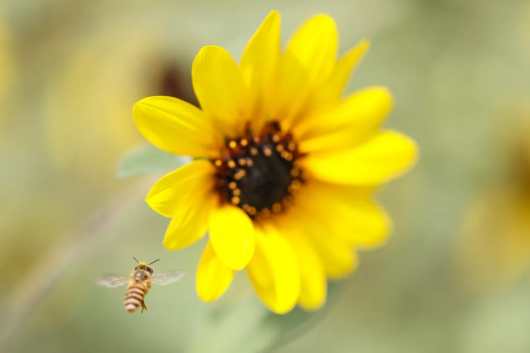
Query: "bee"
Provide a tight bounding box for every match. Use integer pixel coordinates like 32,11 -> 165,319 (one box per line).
95,257 -> 184,313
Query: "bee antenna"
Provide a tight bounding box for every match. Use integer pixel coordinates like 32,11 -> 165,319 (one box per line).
133,257 -> 139,263
149,259 -> 160,265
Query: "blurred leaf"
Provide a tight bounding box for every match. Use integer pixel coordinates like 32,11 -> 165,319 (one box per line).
246,281 -> 345,352
116,145 -> 190,179
188,281 -> 345,353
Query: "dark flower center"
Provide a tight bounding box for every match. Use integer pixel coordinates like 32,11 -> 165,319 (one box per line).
213,121 -> 304,220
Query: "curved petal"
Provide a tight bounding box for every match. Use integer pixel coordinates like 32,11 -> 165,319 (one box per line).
133,96 -> 222,158
276,218 -> 327,311
274,49 -> 310,127
247,226 -> 300,314
276,14 -> 338,127
286,14 -> 338,86
163,192 -> 216,250
192,46 -> 248,137
297,86 -> 393,152
291,207 -> 358,279
302,131 -> 418,185
209,205 -> 255,270
197,241 -> 234,302
145,159 -> 215,218
297,181 -> 391,249
240,10 -> 281,132
309,39 -> 370,111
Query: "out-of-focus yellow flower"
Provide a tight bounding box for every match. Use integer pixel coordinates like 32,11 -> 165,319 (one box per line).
44,20 -> 195,191
458,109 -> 530,290
459,187 -> 530,289
134,11 -> 418,313
0,22 -> 15,126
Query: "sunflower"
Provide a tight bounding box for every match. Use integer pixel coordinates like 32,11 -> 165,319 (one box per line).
133,11 -> 417,314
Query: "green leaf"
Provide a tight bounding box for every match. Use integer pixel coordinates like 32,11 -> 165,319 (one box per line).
187,281 -> 345,353
116,144 -> 190,179
241,281 -> 345,352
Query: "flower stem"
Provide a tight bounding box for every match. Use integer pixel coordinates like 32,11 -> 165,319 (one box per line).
0,178 -> 153,349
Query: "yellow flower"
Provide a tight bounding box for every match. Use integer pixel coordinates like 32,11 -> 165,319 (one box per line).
0,22 -> 16,126
133,11 -> 418,313
457,107 -> 530,290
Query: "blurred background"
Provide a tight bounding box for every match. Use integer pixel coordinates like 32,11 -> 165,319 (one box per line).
2,0 -> 530,352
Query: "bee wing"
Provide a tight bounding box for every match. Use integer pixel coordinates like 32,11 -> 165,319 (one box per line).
151,270 -> 185,285
95,273 -> 129,288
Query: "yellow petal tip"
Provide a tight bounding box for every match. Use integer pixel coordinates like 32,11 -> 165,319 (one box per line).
196,242 -> 235,302
299,298 -> 326,312
267,10 -> 280,18
357,38 -> 371,50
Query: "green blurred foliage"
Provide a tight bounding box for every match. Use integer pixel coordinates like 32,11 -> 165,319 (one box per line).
2,0 -> 530,352
117,145 -> 190,179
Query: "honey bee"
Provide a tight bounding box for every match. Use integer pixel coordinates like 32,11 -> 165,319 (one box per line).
95,257 -> 184,313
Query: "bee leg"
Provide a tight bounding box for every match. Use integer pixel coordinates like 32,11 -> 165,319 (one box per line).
141,301 -> 148,313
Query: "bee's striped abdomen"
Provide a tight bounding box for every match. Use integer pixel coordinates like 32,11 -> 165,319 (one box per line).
124,283 -> 146,313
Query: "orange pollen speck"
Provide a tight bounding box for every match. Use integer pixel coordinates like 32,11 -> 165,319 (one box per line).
234,170 -> 246,180
261,208 -> 271,218
272,203 -> 282,213
281,151 -> 291,160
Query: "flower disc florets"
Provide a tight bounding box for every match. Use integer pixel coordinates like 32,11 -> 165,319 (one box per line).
213,121 -> 303,220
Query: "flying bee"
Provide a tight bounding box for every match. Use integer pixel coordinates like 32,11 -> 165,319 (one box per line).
95,257 -> 184,313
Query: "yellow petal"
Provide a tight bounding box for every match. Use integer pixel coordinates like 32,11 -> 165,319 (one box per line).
310,39 -> 370,110
297,87 -> 393,152
297,181 -> 391,249
145,159 -> 215,218
274,49 -> 310,126
163,193 -> 216,250
209,205 -> 255,270
302,131 -> 418,185
133,96 -> 221,158
286,14 -> 338,85
247,226 -> 300,314
197,241 -> 234,302
291,207 -> 358,279
240,10 -> 281,132
192,46 -> 248,137
277,220 -> 326,311
318,240 -> 358,280
277,14 -> 338,127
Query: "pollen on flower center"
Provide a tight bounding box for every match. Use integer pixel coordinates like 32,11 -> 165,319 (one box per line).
213,121 -> 304,220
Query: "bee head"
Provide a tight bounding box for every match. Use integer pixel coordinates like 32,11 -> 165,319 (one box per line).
132,258 -> 158,274
134,262 -> 154,274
